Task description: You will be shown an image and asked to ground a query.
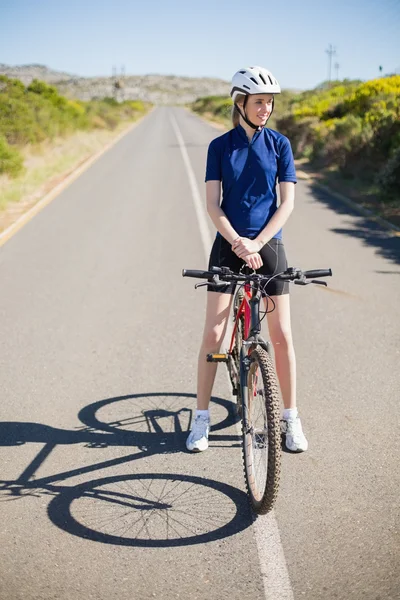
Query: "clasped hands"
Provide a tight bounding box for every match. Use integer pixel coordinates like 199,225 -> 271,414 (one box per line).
231,236 -> 264,270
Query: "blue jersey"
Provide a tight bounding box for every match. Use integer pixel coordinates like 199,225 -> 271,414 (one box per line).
205,124 -> 297,240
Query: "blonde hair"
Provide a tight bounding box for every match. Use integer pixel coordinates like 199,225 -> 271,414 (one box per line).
231,93 -> 246,127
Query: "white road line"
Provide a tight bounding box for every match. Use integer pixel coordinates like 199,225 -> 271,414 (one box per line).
170,111 -> 295,600
169,114 -> 213,253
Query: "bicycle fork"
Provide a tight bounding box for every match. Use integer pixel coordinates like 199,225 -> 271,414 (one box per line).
240,347 -> 253,435
240,345 -> 269,438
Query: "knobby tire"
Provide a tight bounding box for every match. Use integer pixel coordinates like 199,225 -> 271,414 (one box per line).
242,345 -> 281,514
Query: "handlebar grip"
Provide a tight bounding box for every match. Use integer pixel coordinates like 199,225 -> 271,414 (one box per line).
182,269 -> 212,279
303,269 -> 332,279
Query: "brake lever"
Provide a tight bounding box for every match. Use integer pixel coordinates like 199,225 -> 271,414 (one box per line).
196,273 -> 221,289
311,280 -> 327,286
195,278 -> 227,290
294,277 -> 308,286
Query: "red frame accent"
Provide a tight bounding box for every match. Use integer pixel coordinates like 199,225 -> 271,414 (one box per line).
229,283 -> 261,399
228,283 -> 252,354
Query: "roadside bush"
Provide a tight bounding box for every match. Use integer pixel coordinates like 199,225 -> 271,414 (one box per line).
0,75 -> 151,181
375,146 -> 400,202
276,114 -> 319,156
214,99 -> 233,119
192,95 -> 230,115
0,135 -> 24,177
101,97 -> 119,107
191,95 -> 233,127
0,76 -> 150,147
0,77 -> 86,144
311,115 -> 373,169
338,77 -> 400,117
274,75 -> 400,197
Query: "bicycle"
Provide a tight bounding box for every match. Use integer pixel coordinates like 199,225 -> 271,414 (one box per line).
182,264 -> 332,514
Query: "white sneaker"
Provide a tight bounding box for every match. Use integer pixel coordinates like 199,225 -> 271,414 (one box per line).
186,415 -> 210,452
281,417 -> 308,452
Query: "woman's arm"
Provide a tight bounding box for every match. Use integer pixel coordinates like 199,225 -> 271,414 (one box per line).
233,182 -> 295,258
254,181 -> 295,248
206,180 -> 240,245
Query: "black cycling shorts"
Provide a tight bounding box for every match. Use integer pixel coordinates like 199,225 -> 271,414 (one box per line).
207,235 -> 289,296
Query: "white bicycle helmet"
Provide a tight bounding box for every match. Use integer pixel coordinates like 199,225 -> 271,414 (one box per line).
230,66 -> 281,102
230,66 -> 281,130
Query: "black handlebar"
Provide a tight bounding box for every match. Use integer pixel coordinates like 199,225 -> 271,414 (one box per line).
182,269 -> 213,279
182,266 -> 332,283
303,269 -> 332,279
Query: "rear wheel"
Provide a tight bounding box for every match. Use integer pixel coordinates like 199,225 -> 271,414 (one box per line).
242,346 -> 281,514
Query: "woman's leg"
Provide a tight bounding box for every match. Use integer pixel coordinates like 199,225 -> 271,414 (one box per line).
197,291 -> 234,410
264,294 -> 296,410
186,291 -> 233,452
265,293 -> 308,452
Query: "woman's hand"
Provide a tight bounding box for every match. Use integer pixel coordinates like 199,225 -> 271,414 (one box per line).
232,237 -> 262,258
244,252 -> 263,270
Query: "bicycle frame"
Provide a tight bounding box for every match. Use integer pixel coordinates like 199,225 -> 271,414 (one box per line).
228,283 -> 270,357
227,282 -> 272,431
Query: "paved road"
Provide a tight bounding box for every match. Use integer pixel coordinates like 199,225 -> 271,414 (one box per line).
0,106 -> 399,600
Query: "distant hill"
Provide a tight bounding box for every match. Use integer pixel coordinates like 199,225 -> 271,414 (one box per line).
0,63 -> 74,84
0,64 -> 231,105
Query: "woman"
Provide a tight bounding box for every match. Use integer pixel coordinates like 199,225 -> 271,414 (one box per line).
186,66 -> 308,453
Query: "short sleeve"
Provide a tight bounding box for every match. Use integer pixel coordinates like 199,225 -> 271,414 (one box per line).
205,140 -> 222,182
277,137 -> 297,184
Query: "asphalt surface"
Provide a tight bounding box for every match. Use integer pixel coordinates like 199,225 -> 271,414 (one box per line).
0,106 -> 399,600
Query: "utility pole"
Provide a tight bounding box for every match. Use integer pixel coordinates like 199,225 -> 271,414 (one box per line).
112,65 -> 117,100
334,62 -> 340,81
121,65 -> 125,101
112,65 -> 124,102
325,44 -> 336,83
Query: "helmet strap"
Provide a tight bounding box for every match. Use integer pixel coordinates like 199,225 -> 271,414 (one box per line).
235,96 -> 275,131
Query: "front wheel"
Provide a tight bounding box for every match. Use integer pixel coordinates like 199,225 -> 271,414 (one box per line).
241,346 -> 281,514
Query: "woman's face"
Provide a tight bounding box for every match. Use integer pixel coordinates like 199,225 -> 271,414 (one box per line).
241,94 -> 274,126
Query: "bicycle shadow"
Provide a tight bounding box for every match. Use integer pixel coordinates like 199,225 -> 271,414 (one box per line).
47,472 -> 251,547
0,392 -> 251,547
0,392 -> 240,454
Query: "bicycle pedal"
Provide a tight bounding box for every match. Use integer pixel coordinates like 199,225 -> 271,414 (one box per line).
207,353 -> 229,363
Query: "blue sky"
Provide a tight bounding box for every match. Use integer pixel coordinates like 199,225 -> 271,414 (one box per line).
1,0 -> 399,90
